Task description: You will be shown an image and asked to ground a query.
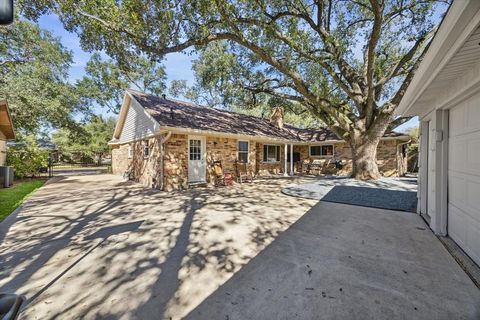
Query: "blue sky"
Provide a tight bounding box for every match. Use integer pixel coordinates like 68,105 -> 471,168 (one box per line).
37,14 -> 418,132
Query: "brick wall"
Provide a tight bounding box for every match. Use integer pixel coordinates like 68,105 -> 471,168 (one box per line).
256,142 -> 287,175
111,134 -> 406,191
163,134 -> 188,191
293,140 -> 403,177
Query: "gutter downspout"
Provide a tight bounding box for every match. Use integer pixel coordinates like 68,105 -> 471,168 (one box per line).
159,131 -> 172,190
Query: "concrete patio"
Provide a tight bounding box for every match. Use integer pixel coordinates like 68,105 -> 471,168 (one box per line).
0,174 -> 478,319
282,176 -> 418,211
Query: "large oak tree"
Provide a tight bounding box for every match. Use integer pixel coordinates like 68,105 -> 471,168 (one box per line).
25,0 -> 448,179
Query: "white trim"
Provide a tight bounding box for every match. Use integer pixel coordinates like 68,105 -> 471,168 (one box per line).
263,144 -> 281,163
396,1 -> 480,116
143,140 -> 150,159
127,144 -> 132,158
309,144 -> 335,158
188,135 -> 207,183
237,140 -> 250,163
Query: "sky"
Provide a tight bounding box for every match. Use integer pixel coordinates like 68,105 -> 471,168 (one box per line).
37,14 -> 418,132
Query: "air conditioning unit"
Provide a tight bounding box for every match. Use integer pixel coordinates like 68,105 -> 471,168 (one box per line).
0,166 -> 14,188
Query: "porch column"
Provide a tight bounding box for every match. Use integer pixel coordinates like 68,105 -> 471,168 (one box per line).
290,143 -> 294,176
284,143 -> 288,176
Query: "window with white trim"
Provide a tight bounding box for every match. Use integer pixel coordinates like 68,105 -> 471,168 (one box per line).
310,145 -> 334,157
128,144 -> 133,158
263,145 -> 280,162
238,141 -> 249,163
143,140 -> 150,158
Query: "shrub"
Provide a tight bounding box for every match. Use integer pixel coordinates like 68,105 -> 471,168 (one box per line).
6,138 -> 49,178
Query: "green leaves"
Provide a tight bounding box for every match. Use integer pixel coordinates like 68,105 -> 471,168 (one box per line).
77,53 -> 166,113
52,115 -> 116,159
0,20 -> 85,134
6,135 -> 49,178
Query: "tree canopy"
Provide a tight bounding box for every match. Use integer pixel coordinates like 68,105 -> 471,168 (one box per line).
22,0 -> 448,179
0,19 -> 87,133
52,115 -> 116,164
77,53 -> 166,114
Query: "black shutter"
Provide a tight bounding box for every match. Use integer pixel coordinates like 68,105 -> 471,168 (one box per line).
276,146 -> 280,161
263,145 -> 267,162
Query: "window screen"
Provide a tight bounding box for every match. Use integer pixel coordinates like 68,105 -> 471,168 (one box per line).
263,145 -> 280,162
189,139 -> 201,160
238,141 -> 249,163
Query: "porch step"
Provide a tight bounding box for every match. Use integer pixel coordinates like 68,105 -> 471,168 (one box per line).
188,181 -> 208,189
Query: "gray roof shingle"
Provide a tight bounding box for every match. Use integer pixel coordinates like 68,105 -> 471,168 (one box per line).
127,89 -> 407,142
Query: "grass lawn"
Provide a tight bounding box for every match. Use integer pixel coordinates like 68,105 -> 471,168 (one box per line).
0,179 -> 46,221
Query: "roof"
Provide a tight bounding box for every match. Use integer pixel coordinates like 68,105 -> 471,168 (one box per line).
124,89 -> 408,143
0,100 -> 15,140
396,1 -> 480,117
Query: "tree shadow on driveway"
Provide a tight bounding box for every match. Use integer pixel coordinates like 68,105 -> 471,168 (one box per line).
0,174 -> 316,319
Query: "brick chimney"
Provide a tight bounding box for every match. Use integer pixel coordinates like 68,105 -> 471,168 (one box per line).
269,107 -> 284,129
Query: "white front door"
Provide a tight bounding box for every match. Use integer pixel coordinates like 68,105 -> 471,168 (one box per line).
188,136 -> 206,183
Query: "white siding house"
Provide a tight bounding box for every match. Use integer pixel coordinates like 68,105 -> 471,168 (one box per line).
396,0 -> 480,265
111,92 -> 160,145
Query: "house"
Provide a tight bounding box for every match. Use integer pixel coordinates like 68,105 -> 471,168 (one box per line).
0,100 -> 15,166
396,0 -> 480,266
110,89 -> 410,191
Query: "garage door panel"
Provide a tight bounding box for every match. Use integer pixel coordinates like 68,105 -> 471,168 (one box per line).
448,204 -> 468,248
450,204 -> 480,266
466,95 -> 480,133
466,178 -> 480,221
449,103 -> 466,136
448,173 -> 467,209
466,221 -> 480,265
448,93 -> 480,266
448,138 -> 466,172
466,132 -> 480,173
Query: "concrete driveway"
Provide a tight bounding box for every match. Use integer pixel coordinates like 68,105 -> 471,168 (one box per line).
0,175 -> 478,319
282,176 -> 418,212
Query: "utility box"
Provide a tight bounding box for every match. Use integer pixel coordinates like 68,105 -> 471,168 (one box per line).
0,166 -> 13,188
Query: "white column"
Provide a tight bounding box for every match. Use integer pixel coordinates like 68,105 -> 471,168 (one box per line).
290,143 -> 294,176
284,144 -> 288,176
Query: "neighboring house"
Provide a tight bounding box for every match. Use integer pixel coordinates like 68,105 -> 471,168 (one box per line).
110,89 -> 409,191
0,100 -> 15,166
396,1 -> 480,265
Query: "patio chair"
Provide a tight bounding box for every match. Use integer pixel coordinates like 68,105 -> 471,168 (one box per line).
235,160 -> 253,183
213,161 -> 233,186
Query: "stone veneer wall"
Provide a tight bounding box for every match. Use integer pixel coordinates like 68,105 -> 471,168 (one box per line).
112,135 -> 406,191
163,134 -> 188,191
293,140 -> 403,177
255,142 -> 288,175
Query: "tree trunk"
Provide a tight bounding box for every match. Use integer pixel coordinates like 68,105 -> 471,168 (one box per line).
350,138 -> 382,180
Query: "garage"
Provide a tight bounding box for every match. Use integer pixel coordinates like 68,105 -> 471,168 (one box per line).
395,1 -> 480,267
448,95 -> 480,265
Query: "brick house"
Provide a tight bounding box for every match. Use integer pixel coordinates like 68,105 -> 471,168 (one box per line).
110,89 -> 410,191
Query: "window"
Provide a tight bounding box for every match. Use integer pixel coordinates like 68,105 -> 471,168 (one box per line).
189,139 -> 201,160
237,141 -> 249,163
143,141 -> 150,158
310,145 -> 334,157
128,144 -> 133,158
263,145 -> 280,162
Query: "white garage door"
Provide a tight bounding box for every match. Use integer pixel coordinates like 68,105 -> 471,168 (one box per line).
448,93 -> 480,266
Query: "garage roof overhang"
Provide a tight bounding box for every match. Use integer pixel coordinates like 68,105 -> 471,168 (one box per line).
0,100 -> 15,140
395,1 -> 480,118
